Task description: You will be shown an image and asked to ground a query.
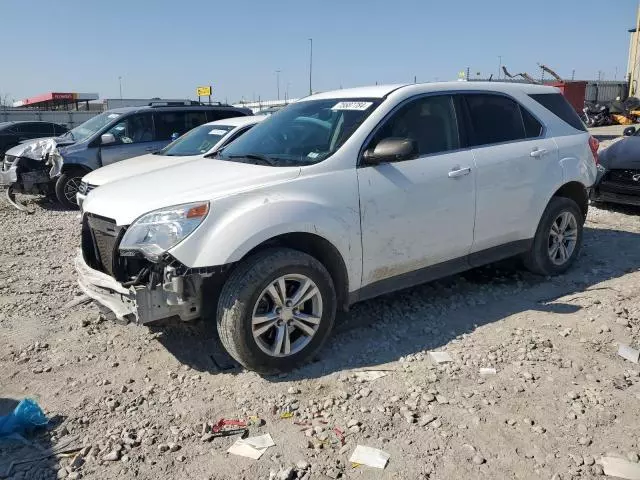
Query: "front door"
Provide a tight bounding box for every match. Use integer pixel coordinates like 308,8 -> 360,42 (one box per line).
100,113 -> 165,166
357,94 -> 476,287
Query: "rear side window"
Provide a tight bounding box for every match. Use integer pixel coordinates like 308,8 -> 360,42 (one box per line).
528,93 -> 586,132
522,108 -> 543,138
154,112 -> 188,140
465,94 -> 526,145
31,123 -> 54,135
54,124 -> 68,135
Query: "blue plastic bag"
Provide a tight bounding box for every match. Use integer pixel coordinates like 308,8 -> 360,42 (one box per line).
0,399 -> 48,436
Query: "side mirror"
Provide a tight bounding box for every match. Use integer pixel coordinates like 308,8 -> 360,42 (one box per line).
101,133 -> 116,145
623,126 -> 636,137
362,138 -> 417,165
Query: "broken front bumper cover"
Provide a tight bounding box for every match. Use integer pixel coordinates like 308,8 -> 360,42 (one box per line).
74,249 -> 201,324
0,165 -> 18,186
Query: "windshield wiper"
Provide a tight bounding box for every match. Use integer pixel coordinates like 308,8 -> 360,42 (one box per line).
226,153 -> 276,166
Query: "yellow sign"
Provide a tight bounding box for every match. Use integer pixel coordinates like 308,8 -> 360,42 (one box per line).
197,86 -> 212,96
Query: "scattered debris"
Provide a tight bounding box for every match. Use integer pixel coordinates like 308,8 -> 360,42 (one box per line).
601,456 -> 640,479
0,399 -> 47,436
618,344 -> 640,364
429,351 -> 453,364
228,434 -> 275,460
349,445 -> 390,469
354,370 -> 388,381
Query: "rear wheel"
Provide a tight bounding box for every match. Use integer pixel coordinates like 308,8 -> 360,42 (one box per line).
523,197 -> 583,276
217,248 -> 336,374
55,169 -> 85,210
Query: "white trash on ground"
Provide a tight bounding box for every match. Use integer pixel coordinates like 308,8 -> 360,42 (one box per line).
429,351 -> 453,364
227,434 -> 275,460
349,445 -> 390,469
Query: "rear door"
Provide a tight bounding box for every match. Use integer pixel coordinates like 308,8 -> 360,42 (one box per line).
100,113 -> 158,166
463,93 -> 560,258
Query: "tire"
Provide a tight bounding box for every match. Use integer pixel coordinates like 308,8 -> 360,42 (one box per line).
55,169 -> 85,210
523,197 -> 584,276
217,248 -> 336,374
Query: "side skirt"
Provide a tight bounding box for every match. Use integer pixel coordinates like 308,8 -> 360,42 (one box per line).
348,239 -> 533,305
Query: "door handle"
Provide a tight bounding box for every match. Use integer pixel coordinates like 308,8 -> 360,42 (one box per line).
530,148 -> 548,158
448,166 -> 471,178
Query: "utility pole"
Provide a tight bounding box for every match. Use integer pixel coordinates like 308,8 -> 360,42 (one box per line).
414,75 -> 417,83
118,76 -> 122,99
498,55 -> 502,80
571,69 -> 576,81
308,38 -> 313,95
276,70 -> 281,100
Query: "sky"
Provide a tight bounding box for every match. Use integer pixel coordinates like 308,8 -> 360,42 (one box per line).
0,0 -> 637,104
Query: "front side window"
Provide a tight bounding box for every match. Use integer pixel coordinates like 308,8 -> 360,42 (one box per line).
105,113 -> 154,144
66,111 -> 122,143
159,123 -> 235,156
218,98 -> 382,166
368,95 -> 460,156
465,94 -> 530,146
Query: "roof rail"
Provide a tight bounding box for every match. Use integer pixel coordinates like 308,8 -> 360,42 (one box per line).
148,100 -> 234,107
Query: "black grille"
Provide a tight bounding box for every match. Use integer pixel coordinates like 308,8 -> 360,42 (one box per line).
83,214 -> 123,277
600,169 -> 640,196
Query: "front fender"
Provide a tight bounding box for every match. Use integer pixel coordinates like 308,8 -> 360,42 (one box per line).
169,192 -> 362,290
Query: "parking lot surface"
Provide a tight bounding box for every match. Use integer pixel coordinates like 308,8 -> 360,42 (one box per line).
1,182 -> 640,479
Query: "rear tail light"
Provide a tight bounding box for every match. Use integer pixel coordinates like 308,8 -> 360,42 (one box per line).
588,136 -> 599,165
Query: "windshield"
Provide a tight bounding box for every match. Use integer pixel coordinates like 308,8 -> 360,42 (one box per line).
65,111 -> 121,143
158,124 -> 234,156
218,98 -> 381,166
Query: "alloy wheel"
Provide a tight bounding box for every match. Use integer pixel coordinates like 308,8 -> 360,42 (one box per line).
251,274 -> 323,357
548,211 -> 578,266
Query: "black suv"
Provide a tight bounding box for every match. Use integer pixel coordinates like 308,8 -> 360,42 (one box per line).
0,121 -> 68,157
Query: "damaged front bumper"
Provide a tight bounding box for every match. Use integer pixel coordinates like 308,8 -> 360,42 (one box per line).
74,249 -> 202,324
0,165 -> 18,185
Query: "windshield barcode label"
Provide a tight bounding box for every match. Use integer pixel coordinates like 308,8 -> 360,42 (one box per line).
331,101 -> 373,111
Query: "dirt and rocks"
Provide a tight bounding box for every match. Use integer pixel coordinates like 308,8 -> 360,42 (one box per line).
2,183 -> 640,479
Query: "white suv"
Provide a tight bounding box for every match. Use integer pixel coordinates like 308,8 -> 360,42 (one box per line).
76,82 -> 598,373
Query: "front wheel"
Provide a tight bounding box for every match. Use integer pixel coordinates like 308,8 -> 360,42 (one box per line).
523,197 -> 584,276
216,248 -> 336,374
55,169 -> 85,210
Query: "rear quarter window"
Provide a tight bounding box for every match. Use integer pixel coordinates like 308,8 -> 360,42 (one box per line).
528,93 -> 587,132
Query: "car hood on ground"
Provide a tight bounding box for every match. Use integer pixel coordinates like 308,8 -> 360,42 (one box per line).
82,158 -> 302,225
83,154 -> 199,186
599,137 -> 640,170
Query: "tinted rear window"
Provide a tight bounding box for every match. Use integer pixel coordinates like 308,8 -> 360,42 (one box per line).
529,93 -> 586,132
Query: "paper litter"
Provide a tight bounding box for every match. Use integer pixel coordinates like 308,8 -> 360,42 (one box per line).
429,351 -> 453,364
227,433 -> 275,460
349,445 -> 390,469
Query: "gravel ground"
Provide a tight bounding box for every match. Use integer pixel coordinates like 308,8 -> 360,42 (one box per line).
1,167 -> 640,479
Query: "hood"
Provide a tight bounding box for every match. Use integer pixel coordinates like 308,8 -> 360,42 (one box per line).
82,158 -> 302,225
82,153 -> 199,187
599,137 -> 640,170
6,135 -> 76,177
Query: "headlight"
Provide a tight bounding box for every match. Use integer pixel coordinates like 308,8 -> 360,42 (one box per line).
119,202 -> 209,260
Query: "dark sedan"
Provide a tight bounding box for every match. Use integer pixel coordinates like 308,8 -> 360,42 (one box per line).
592,126 -> 640,207
0,121 -> 68,157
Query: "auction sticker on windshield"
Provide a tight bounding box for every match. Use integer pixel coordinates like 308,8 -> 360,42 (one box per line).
107,113 -> 120,119
331,101 -> 373,111
209,129 -> 228,135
